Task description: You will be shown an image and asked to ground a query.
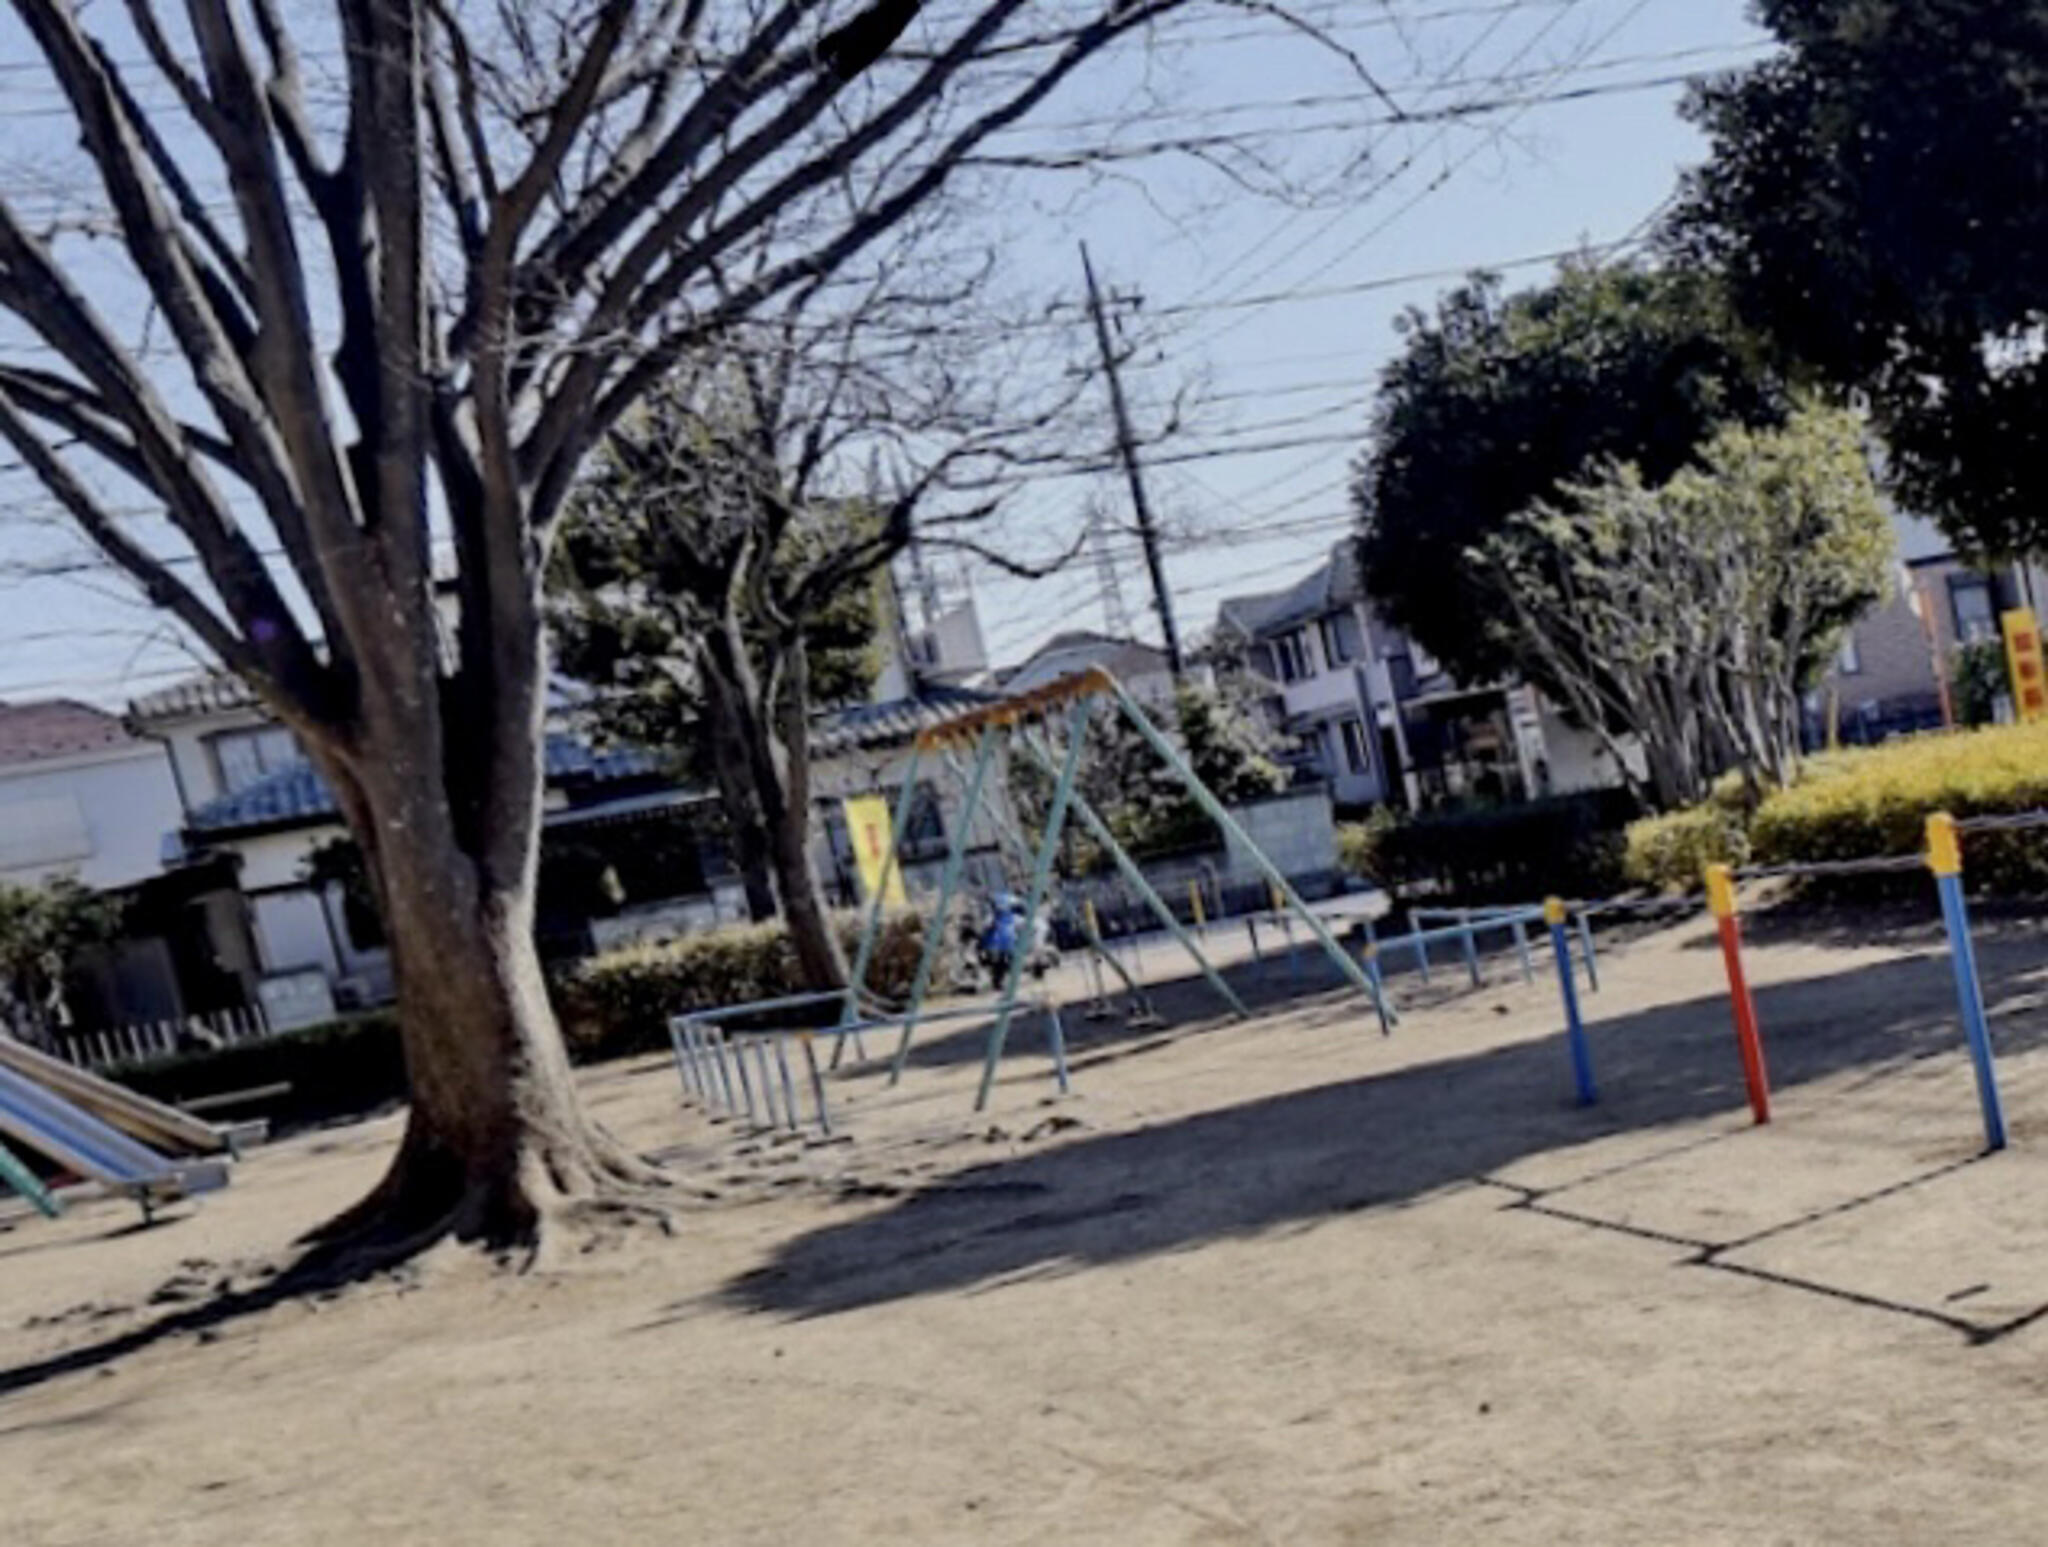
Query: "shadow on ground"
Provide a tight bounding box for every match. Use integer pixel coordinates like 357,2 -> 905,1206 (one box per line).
885,928 -> 1476,1077
726,931 -> 2048,1320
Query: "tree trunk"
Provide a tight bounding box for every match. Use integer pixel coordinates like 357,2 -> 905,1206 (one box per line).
301,747 -> 658,1269
763,634 -> 848,992
699,678 -> 781,922
699,614 -> 848,993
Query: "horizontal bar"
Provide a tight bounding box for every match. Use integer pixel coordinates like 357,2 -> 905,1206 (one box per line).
670,990 -> 853,1028
699,996 -> 1058,1043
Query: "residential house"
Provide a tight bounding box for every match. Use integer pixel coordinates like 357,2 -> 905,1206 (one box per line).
997,630 -> 1183,712
1211,541 -> 1634,811
1810,512 -> 2048,745
0,700 -> 253,1032
128,671 -> 730,1008
0,700 -> 185,892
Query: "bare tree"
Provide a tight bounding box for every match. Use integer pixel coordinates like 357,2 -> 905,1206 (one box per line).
551,233 -> 1085,991
0,0 -> 1309,1266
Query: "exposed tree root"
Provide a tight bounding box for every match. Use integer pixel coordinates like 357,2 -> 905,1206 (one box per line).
294,1116 -> 676,1281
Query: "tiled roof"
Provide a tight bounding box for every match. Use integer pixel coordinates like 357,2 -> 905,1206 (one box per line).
127,672 -> 261,723
0,700 -> 136,768
1001,633 -> 1169,696
810,685 -> 994,758
186,735 -> 667,836
132,669 -> 594,726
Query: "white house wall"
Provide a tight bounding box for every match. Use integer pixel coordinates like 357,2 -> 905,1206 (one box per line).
251,888 -> 339,977
1536,703 -> 1644,795
221,823 -> 393,998
148,707 -> 275,810
0,744 -> 185,890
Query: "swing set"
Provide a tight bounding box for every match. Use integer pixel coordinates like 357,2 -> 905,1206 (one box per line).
835,666 -> 1396,1110
669,667 -> 1395,1134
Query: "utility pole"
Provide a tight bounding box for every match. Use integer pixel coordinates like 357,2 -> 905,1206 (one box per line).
1081,242 -> 1183,677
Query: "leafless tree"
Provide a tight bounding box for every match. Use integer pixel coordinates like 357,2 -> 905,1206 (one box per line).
550,216 -> 1091,995
0,0 -> 1357,1268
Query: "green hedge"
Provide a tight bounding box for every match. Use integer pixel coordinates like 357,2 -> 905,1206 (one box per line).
108,1012 -> 405,1131
83,914 -> 938,1135
1368,792 -> 1634,905
1623,793 -> 1752,892
1623,721 -> 2048,896
551,909 -> 938,1062
1336,808 -> 1398,884
1750,722 -> 2048,893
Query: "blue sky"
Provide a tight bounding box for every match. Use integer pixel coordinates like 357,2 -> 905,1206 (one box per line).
0,0 -> 1770,706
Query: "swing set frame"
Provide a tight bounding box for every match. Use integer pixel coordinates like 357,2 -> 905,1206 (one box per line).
839,667 -> 1396,1111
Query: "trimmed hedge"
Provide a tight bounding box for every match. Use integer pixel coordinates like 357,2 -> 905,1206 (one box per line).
1336,808 -> 1398,884
551,909 -> 938,1062
1623,721 -> 2048,895
85,914 -> 938,1136
1623,791 -> 1751,892
1750,723 -> 2048,893
1368,792 -> 1634,905
108,1012 -> 405,1131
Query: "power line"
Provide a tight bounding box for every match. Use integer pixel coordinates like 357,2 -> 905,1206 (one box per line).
1182,0 -> 1662,355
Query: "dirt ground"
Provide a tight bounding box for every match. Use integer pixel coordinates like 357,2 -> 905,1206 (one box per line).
8,901 -> 2048,1545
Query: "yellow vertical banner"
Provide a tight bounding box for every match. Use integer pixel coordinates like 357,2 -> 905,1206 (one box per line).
2003,608 -> 2048,724
843,795 -> 907,906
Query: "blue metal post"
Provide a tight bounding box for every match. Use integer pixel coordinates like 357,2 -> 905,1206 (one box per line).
798,1033 -> 832,1138
1410,915 -> 1431,986
887,725 -> 998,1085
773,1036 -> 800,1133
1460,910 -> 1482,987
679,1016 -> 704,1098
1045,1002 -> 1071,1095
1929,814 -> 2007,1152
1575,910 -> 1600,993
1511,915 -> 1534,984
1362,947 -> 1391,1036
977,699 -> 1092,1111
1547,898 -> 1598,1106
710,1029 -> 739,1114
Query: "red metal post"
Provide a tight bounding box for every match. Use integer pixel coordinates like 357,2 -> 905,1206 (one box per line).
1707,864 -> 1771,1126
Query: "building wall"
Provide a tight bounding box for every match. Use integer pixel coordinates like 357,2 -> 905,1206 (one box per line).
1820,581 -> 1945,717
0,744 -> 185,890
1536,704 -> 1642,796
148,707 -> 276,811
223,824 -> 393,999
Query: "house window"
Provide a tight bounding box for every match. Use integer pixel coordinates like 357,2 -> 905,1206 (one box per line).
210,725 -> 300,795
1952,577 -> 1999,643
1338,717 -> 1372,776
1838,633 -> 1862,675
1274,630 -> 1312,683
1318,611 -> 1362,667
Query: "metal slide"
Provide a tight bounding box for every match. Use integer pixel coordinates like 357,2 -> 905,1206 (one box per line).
0,1035 -> 229,1157
0,1062 -> 225,1216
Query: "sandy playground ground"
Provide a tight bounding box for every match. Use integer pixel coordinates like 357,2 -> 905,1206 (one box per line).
9,901 -> 2048,1544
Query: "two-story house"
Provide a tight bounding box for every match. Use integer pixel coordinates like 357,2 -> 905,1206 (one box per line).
1810,511 -> 2048,744
0,699 -> 255,1033
1212,541 -> 1635,812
